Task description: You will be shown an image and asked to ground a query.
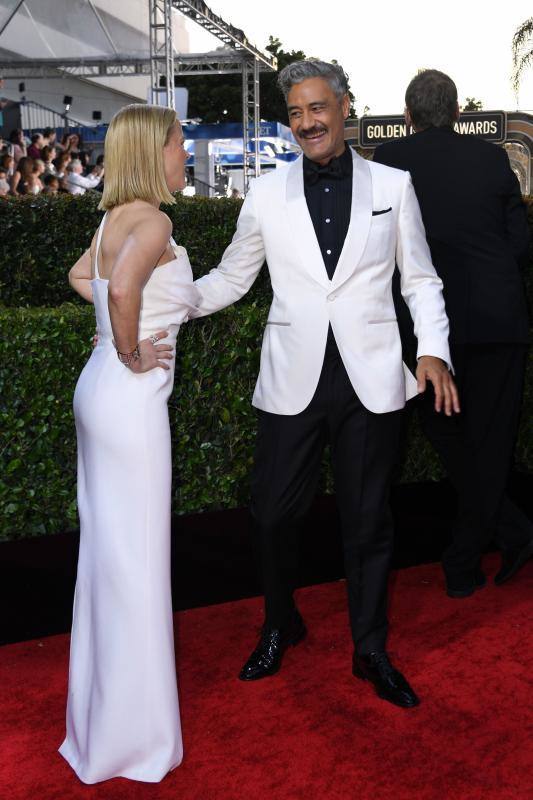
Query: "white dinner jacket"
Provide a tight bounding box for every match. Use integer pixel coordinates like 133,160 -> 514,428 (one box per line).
193,148 -> 451,415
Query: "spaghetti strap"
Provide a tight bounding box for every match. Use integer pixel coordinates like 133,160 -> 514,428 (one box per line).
94,212 -> 108,280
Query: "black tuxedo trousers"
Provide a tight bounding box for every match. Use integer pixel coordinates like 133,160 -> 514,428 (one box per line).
250,340 -> 403,654
419,343 -> 532,577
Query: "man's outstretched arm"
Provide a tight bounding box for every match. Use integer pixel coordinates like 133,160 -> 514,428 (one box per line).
192,184 -> 266,318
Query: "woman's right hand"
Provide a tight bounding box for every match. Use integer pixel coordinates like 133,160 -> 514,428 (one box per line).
129,330 -> 173,373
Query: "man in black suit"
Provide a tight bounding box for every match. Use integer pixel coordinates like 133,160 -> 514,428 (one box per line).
374,69 -> 533,597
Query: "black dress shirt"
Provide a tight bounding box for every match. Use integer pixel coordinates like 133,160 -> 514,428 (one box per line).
303,143 -> 353,356
303,143 -> 353,280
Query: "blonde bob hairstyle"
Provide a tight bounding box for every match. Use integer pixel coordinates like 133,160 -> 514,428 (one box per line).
99,103 -> 178,210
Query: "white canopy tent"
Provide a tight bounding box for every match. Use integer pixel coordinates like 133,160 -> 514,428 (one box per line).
0,0 -> 189,124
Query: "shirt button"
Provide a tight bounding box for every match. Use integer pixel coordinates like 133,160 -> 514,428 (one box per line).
324,187 -> 330,193
325,218 -> 331,223
326,249 -> 332,255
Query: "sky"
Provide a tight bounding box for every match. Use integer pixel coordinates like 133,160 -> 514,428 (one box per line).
185,1 -> 533,117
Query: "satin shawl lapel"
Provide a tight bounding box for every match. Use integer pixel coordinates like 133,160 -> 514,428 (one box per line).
330,150 -> 373,291
285,156 -> 331,289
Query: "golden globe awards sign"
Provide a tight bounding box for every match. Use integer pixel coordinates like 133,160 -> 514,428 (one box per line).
360,111 -> 507,147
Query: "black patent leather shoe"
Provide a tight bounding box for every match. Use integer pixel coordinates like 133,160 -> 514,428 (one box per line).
353,651 -> 420,708
495,539 -> 533,585
446,568 -> 486,599
239,610 -> 307,681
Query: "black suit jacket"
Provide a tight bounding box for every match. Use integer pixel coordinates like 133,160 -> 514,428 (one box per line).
373,126 -> 530,346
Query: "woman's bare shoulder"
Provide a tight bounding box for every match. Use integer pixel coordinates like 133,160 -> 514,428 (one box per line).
123,203 -> 172,236
105,203 -> 171,255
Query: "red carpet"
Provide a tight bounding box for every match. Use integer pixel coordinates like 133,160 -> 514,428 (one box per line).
1,555 -> 532,800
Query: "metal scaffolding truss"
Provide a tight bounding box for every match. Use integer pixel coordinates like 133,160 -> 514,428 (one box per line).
170,1 -> 277,189
173,0 -> 275,68
150,0 -> 175,109
0,53 -> 275,79
242,57 -> 260,187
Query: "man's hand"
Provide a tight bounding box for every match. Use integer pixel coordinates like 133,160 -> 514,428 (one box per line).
416,355 -> 460,416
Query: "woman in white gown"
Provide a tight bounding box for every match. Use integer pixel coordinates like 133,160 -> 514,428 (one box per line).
59,104 -> 199,784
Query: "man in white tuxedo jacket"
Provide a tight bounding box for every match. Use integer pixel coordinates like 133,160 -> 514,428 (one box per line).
193,60 -> 459,708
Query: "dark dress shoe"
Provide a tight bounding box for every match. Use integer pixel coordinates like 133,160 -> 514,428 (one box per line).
353,651 -> 420,708
446,568 -> 486,599
239,610 -> 307,681
495,539 -> 533,585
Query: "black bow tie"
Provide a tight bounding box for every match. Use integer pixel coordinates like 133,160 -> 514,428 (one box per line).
303,156 -> 345,185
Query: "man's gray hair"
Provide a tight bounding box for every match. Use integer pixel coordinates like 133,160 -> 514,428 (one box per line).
278,59 -> 349,102
405,69 -> 458,129
66,159 -> 82,172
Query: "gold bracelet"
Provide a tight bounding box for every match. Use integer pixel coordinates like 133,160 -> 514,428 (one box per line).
115,343 -> 140,368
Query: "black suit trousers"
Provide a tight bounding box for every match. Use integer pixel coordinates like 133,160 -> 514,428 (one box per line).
250,342 -> 403,655
418,343 -> 532,577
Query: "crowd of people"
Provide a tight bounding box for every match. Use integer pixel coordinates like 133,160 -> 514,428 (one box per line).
0,125 -> 104,198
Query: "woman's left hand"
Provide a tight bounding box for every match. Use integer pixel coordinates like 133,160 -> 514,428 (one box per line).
129,330 -> 173,373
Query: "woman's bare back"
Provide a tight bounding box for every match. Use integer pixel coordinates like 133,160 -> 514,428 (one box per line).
91,200 -> 175,281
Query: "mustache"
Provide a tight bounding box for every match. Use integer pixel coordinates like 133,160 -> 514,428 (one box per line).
298,126 -> 328,139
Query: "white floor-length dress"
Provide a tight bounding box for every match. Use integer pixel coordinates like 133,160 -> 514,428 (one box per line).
59,213 -> 200,784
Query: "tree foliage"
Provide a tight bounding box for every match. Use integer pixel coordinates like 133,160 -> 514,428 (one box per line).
178,36 -> 357,124
512,17 -> 533,95
462,97 -> 484,111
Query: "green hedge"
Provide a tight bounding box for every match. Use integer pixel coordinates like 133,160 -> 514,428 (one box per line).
0,193 -> 271,307
1,193 -> 532,307
1,302 -> 533,541
0,302 -> 442,541
1,193 -> 532,541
